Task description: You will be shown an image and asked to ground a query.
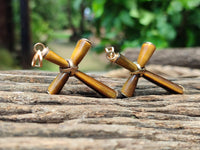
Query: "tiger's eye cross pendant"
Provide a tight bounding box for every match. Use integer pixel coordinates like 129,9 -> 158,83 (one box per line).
105,42 -> 184,97
32,38 -> 118,98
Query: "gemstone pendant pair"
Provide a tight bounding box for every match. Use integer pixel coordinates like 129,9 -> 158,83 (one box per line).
32,38 -> 184,98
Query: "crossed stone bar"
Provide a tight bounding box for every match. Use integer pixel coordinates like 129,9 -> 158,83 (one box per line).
31,38 -> 117,98
105,42 -> 184,97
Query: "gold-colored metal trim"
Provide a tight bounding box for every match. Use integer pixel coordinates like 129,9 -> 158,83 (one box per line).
105,47 -> 120,62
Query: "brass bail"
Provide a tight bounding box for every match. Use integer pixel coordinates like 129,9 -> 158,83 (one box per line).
105,47 -> 114,53
31,43 -> 49,67
105,47 -> 114,59
33,43 -> 46,53
105,47 -> 119,62
31,50 -> 43,67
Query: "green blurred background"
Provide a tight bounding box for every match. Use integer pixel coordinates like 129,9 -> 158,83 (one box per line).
0,0 -> 200,71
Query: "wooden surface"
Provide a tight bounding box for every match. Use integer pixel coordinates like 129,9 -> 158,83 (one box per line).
0,70 -> 200,149
124,47 -> 200,69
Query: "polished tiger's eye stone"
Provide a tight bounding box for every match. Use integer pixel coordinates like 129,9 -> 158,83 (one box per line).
105,42 -> 184,97
32,39 -> 118,98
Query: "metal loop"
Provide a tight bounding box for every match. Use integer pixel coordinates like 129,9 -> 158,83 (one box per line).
105,47 -> 119,61
105,47 -> 114,53
33,43 -> 46,53
32,43 -> 49,68
31,50 -> 43,67
105,47 -> 115,60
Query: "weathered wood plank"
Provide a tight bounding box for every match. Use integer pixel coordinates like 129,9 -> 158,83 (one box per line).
0,77 -> 199,97
1,91 -> 200,106
0,103 -> 134,123
0,121 -> 200,143
124,47 -> 200,68
0,70 -> 200,149
0,138 -> 199,150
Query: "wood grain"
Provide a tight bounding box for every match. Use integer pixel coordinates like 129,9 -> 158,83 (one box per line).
0,70 -> 200,150
125,47 -> 200,68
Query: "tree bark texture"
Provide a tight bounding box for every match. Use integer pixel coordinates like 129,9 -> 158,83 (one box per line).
0,0 -> 14,52
0,70 -> 200,150
20,0 -> 32,69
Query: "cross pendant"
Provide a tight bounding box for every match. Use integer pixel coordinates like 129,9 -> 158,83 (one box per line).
105,42 -> 184,97
32,38 -> 118,98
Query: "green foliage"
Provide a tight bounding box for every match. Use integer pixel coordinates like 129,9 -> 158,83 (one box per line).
92,0 -> 106,18
30,0 -> 68,30
12,0 -> 21,42
0,48 -> 17,70
30,11 -> 53,43
30,0 -> 69,43
29,0 -> 89,42
12,0 -> 200,52
12,0 -> 69,44
91,0 -> 200,52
